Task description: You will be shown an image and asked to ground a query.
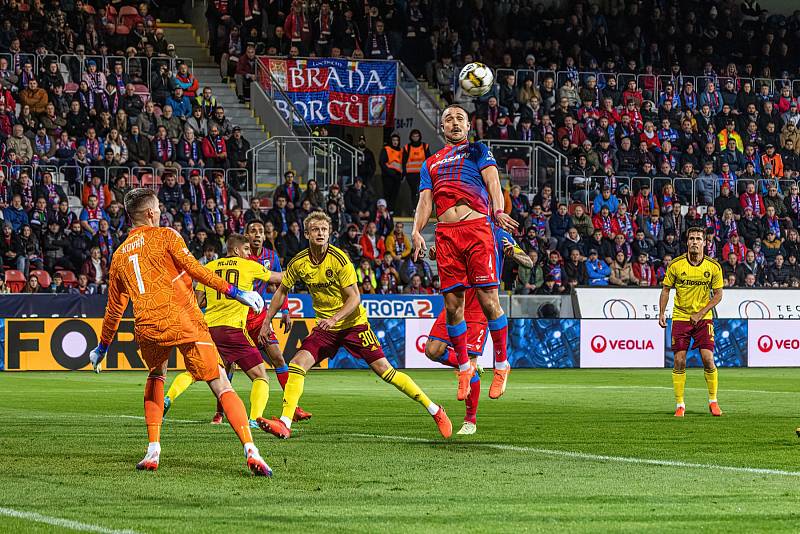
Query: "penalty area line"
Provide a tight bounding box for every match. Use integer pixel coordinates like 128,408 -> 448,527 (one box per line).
0,507 -> 140,534
351,434 -> 800,477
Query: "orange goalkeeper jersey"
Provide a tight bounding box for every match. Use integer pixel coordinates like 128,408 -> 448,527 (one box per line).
101,225 -> 232,346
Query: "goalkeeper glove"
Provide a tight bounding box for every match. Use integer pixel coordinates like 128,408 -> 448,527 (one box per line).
89,342 -> 109,374
226,285 -> 265,314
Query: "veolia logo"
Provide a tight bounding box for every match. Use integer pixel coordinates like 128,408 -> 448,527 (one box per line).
591,335 -> 655,353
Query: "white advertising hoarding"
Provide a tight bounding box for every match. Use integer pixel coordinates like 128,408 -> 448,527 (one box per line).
579,319 -> 665,368
746,320 -> 800,367
715,290 -> 800,319
404,319 -> 494,369
573,288 -> 671,319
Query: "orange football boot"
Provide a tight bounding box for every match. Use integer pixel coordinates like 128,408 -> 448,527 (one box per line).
709,401 -> 723,416
489,367 -> 510,399
293,406 -> 313,422
257,417 -> 292,439
674,406 -> 685,417
432,406 -> 452,439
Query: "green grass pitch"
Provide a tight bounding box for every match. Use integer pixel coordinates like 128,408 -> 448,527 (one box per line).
2,368 -> 800,532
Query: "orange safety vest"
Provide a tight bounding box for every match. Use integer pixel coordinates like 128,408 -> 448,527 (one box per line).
384,146 -> 402,173
403,143 -> 428,174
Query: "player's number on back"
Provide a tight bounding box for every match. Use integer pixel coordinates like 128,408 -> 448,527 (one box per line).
214,269 -> 240,299
129,254 -> 145,294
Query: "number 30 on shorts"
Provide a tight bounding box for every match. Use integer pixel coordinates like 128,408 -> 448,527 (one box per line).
358,328 -> 379,348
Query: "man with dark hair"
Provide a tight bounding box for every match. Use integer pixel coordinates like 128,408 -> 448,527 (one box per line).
659,226 -> 724,418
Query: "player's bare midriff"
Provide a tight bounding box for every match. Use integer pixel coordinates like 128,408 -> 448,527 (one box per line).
437,202 -> 484,223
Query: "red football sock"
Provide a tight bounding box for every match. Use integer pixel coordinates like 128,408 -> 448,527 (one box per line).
144,375 -> 165,443
437,347 -> 459,368
446,321 -> 470,368
465,373 -> 480,424
274,365 -> 289,389
488,315 -> 509,365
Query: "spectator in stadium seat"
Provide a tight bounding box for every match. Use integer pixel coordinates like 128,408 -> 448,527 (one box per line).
79,194 -> 110,238
723,252 -> 740,281
739,207 -> 763,248
110,175 -> 132,205
273,171 -> 300,210
299,179 -> 323,209
199,197 -> 226,234
22,273 -> 42,294
609,251 -> 636,286
209,107 -> 234,139
150,64 -> 172,107
570,204 -> 593,238
508,185 -> 530,227
4,195 -> 28,233
585,248 -> 610,286
564,248 -> 589,286
548,203 -> 572,247
632,252 -> 657,286
176,127 -> 205,171
344,177 -> 373,226
150,126 -> 176,173
202,124 -> 229,169
186,106 -> 209,138
35,172 -> 67,211
173,63 -> 199,98
158,174 -> 183,216
19,78 -> 48,116
243,196 -> 264,225
266,195 -> 295,237
207,170 -> 242,214
7,125 -> 32,164
49,272 -> 69,294
284,220 -> 307,263
126,123 -> 153,167
762,228 -> 786,264
592,185 -> 619,215
226,127 -> 250,188
43,221 -> 71,272
136,101 -> 158,140
93,219 -> 118,264
0,222 -> 25,272
767,253 -> 791,287
69,273 -> 96,295
384,222 -> 411,261
740,182 -> 766,217
235,44 -> 256,103
157,105 -> 183,143
166,87 -> 192,120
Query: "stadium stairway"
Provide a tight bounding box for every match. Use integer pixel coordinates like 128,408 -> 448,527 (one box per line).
162,24 -> 269,147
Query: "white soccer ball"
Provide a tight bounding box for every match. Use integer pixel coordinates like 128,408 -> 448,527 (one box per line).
458,62 -> 494,97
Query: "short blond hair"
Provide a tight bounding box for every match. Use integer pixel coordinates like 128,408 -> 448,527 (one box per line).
303,210 -> 332,233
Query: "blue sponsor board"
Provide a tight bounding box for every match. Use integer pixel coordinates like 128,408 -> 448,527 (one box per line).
664,319 -> 747,368
508,319 -> 580,368
283,294 -> 443,320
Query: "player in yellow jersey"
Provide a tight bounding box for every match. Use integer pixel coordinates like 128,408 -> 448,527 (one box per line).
659,226 -> 724,418
255,211 -> 452,439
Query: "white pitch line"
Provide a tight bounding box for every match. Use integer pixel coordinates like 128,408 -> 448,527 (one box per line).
0,507 -> 140,534
351,433 -> 800,477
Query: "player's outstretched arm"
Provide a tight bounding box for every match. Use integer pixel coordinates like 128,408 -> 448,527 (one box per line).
93,266 -> 129,372
412,189 -> 433,261
481,165 -> 518,232
165,228 -> 263,313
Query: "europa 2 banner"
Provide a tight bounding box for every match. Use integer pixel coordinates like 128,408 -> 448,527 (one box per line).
258,57 -> 397,127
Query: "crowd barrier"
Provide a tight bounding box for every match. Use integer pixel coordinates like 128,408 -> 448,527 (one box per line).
0,293 -> 797,371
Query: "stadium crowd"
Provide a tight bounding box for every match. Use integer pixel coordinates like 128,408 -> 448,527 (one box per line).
1,0 -> 800,296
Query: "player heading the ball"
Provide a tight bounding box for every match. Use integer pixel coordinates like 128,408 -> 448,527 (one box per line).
412,103 -> 519,401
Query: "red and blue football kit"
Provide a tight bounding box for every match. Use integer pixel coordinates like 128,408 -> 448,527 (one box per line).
428,228 -> 520,355
420,140 -> 499,292
246,246 -> 287,346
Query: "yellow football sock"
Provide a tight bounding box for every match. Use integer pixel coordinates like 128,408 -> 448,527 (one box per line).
672,369 -> 686,405
704,368 -> 718,402
280,363 -> 306,425
380,368 -> 436,413
249,377 -> 269,420
166,371 -> 195,401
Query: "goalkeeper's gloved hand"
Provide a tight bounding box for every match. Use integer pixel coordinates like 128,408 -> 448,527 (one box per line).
89,342 -> 108,374
226,285 -> 265,314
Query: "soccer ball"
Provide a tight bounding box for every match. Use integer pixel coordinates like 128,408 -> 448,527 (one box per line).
458,62 -> 494,97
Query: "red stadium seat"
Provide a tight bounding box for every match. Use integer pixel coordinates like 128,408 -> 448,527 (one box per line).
59,270 -> 78,288
82,4 -> 95,14
134,84 -> 149,93
116,25 -> 130,35
30,270 -> 52,289
106,5 -> 117,18
17,2 -> 29,11
65,82 -> 79,94
5,270 -> 25,293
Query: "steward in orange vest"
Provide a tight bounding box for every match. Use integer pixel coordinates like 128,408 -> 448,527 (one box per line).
380,132 -> 404,210
401,129 -> 431,207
